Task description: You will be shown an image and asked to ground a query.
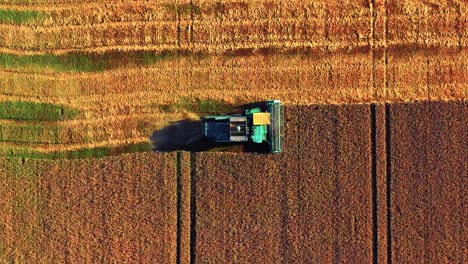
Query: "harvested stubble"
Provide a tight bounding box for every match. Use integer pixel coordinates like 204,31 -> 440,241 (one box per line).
0,113 -> 175,145
0,140 -> 154,160
0,100 -> 79,121
388,100 -> 466,263
0,152 -> 177,263
193,104 -> 373,263
0,0 -> 464,53
383,1 -> 465,47
1,48 -> 465,111
0,8 -> 47,24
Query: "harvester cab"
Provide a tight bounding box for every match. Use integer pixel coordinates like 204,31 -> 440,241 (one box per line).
203,100 -> 283,153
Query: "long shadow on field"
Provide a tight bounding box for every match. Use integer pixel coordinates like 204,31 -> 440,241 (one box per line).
150,119 -> 269,153
150,119 -> 212,152
150,101 -> 273,153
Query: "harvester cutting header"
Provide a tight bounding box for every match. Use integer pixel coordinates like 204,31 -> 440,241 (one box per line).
203,100 -> 283,153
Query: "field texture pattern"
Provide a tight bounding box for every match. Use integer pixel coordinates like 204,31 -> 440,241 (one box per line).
0,0 -> 466,263
0,152 -> 177,262
0,0 -> 466,157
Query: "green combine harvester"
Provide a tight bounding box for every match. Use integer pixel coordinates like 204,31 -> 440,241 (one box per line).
203,100 -> 283,153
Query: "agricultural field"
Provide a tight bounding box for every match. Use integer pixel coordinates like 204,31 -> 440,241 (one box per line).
0,0 -> 466,263
193,105 -> 373,263
0,152 -> 177,262
388,101 -> 466,263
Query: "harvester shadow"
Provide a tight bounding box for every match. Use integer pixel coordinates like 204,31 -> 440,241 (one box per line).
150,119 -> 214,152
149,119 -> 269,153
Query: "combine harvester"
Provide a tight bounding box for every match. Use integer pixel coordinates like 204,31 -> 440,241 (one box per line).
203,100 -> 283,153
